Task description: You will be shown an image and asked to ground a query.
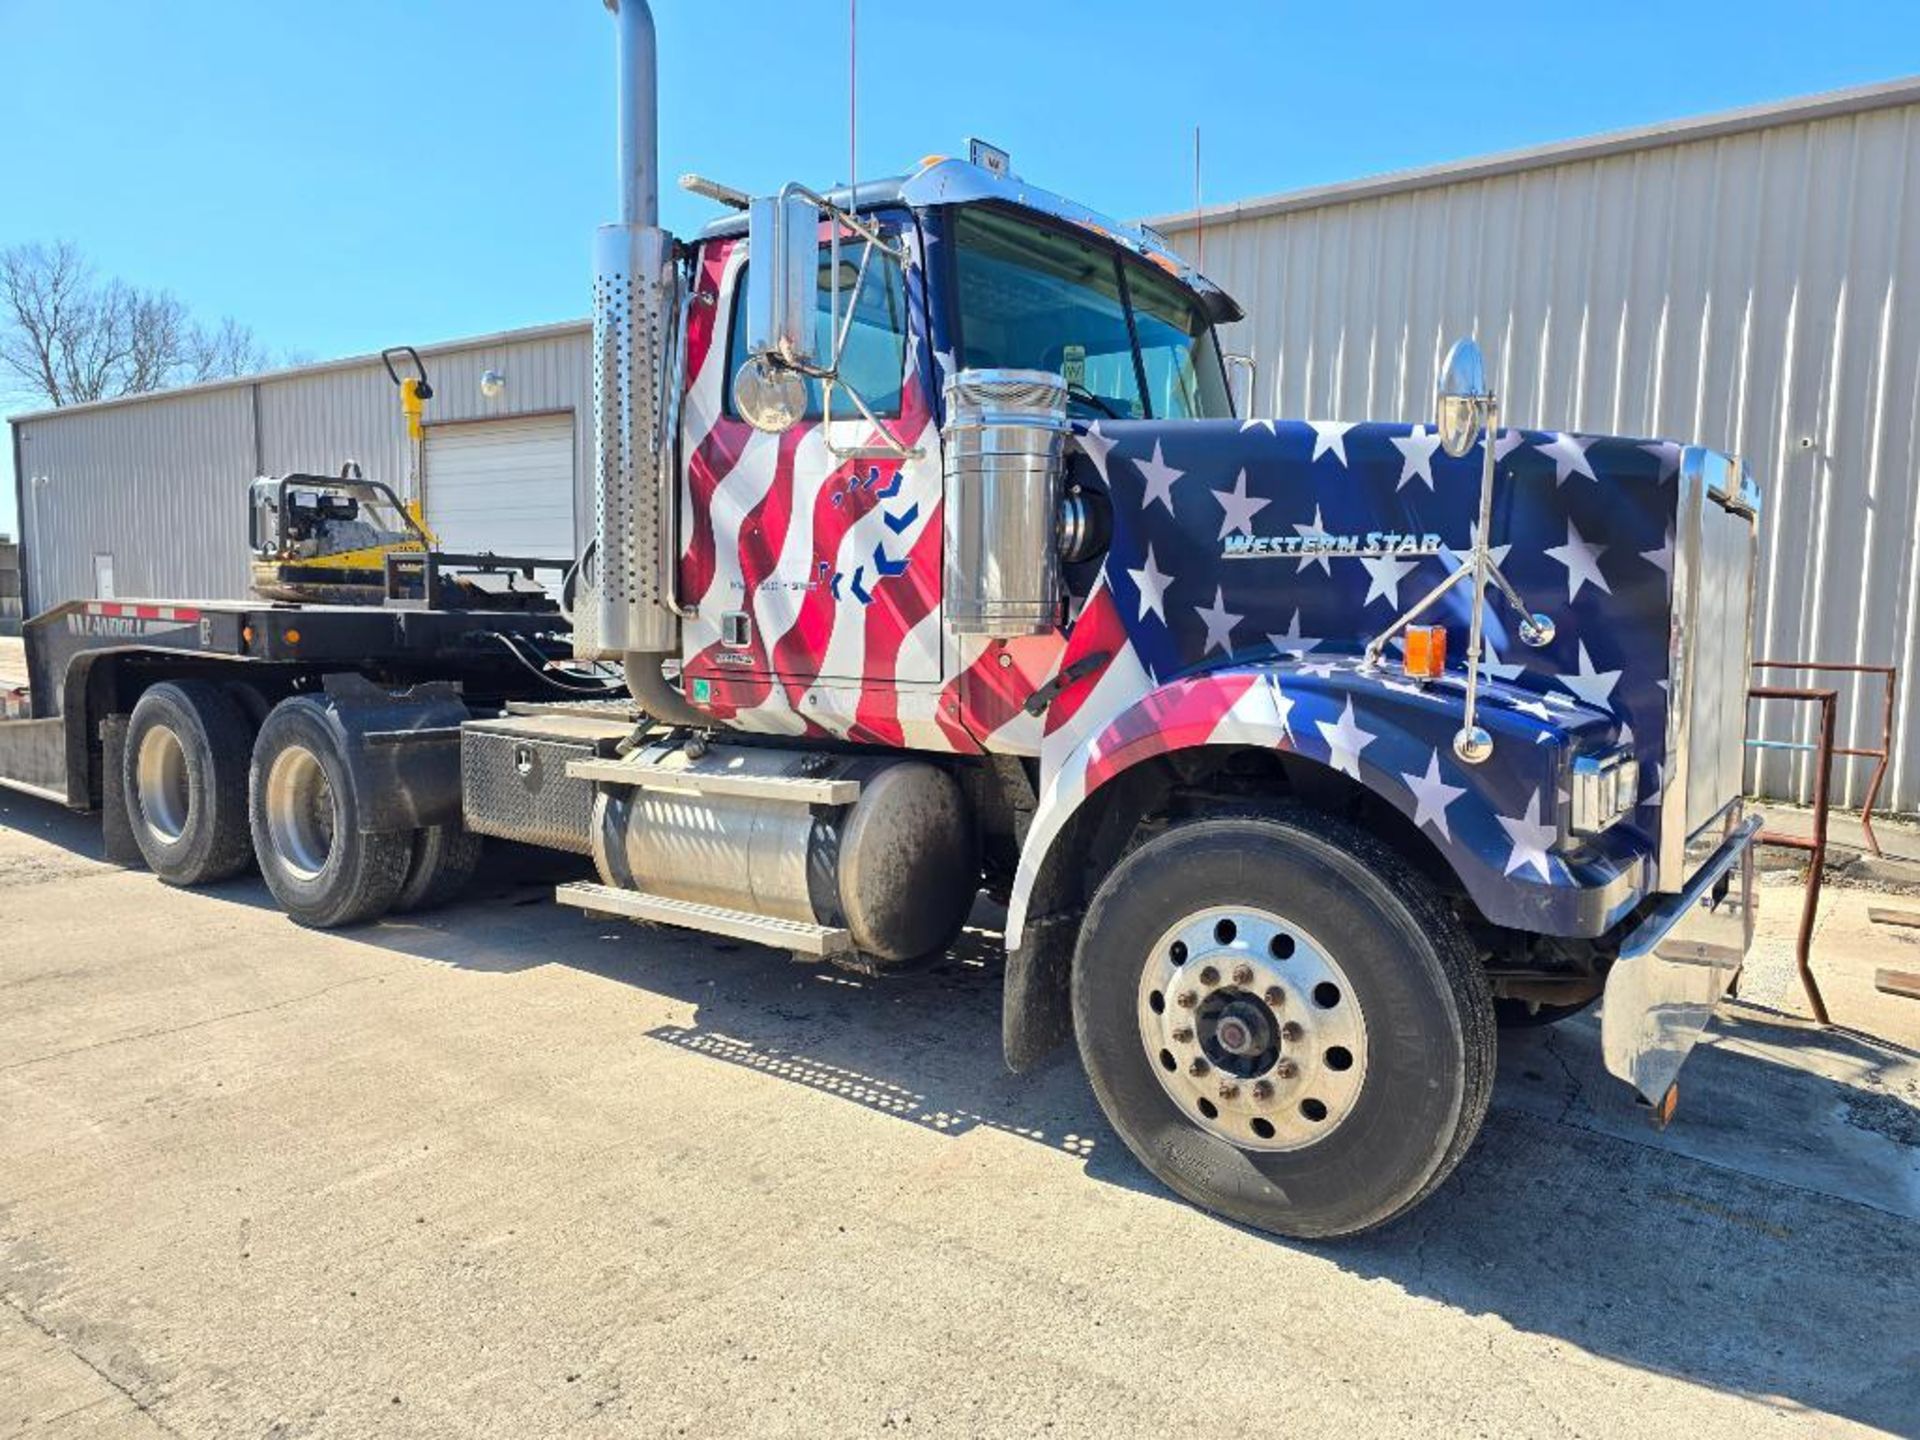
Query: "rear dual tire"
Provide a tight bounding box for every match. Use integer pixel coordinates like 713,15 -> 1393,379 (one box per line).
123,681 -> 255,886
1072,808 -> 1496,1240
248,696 -> 411,929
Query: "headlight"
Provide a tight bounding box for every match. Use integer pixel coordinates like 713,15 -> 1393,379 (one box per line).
1570,749 -> 1640,837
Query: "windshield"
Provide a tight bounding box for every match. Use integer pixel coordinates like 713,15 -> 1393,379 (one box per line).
950,206 -> 1231,422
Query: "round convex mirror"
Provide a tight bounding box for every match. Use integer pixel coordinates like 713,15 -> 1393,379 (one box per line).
734,356 -> 810,434
1435,338 -> 1491,458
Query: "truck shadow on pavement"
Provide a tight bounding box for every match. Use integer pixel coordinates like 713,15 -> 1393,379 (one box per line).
6,798 -> 1919,1431
358,851 -> 1920,1433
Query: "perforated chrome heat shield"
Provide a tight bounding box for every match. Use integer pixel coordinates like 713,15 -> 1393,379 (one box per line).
586,222 -> 677,659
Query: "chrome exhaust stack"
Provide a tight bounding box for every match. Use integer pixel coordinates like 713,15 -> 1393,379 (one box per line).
584,0 -> 701,723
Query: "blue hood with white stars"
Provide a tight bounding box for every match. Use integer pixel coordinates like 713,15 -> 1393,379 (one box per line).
1068,416 -> 1694,935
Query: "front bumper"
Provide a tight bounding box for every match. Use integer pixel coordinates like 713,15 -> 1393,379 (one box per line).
1600,813 -> 1763,1104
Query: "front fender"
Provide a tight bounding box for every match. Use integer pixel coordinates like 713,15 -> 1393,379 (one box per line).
1005,658 -> 1653,946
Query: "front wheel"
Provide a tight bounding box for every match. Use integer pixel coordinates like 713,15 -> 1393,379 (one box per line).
1072,809 -> 1496,1240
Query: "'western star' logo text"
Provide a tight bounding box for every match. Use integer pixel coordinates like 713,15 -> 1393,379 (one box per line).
1223,530 -> 1445,560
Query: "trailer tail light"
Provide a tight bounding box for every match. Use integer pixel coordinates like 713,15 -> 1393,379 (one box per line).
1402,626 -> 1447,680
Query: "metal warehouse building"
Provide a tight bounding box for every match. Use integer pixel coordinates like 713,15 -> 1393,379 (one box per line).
1153,76 -> 1920,812
11,75 -> 1920,807
11,320 -> 591,610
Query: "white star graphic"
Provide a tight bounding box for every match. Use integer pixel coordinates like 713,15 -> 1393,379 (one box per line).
1497,791 -> 1557,880
1543,517 -> 1611,601
1641,524 -> 1674,578
1261,671 -> 1296,740
1557,641 -> 1621,710
1639,439 -> 1682,482
1309,421 -> 1356,466
1296,660 -> 1339,679
1493,428 -> 1526,463
1293,504 -> 1334,575
1389,425 -> 1445,490
1315,698 -> 1377,779
1075,424 -> 1116,483
1240,417 -> 1278,435
1134,441 -> 1183,514
1266,609 -> 1322,657
1400,749 -> 1467,842
1359,552 -> 1418,608
1480,634 -> 1525,681
1211,469 -> 1271,540
1194,586 -> 1242,656
1512,698 -> 1556,723
1450,521 -> 1512,570
1534,431 -> 1597,485
1126,544 -> 1175,622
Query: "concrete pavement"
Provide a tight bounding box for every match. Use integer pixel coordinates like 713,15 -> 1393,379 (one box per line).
2,789 -> 1918,1438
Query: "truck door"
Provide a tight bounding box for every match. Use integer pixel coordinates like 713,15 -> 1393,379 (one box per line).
676,215 -> 946,734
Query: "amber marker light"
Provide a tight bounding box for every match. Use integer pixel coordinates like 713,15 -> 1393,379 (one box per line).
1403,625 -> 1447,680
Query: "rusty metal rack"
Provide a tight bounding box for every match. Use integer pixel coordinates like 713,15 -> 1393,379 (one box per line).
1747,660 -> 1897,855
1746,683 -> 1837,1025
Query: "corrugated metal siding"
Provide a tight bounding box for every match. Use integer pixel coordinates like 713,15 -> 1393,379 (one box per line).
1162,102 -> 1920,812
16,322 -> 593,616
16,385 -> 257,603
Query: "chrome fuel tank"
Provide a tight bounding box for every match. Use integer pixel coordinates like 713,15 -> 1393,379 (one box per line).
589,743 -> 977,965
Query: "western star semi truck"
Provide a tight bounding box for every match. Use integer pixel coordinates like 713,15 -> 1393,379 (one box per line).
0,0 -> 1763,1238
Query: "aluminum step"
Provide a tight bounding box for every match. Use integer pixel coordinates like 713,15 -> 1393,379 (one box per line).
554,881 -> 853,957
564,758 -> 860,805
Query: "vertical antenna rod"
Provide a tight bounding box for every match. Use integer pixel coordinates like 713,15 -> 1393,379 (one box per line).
848,0 -> 858,206
1193,125 -> 1203,269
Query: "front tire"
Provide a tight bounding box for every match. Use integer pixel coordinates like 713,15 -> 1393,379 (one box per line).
123,680 -> 254,885
1072,808 -> 1495,1240
248,696 -> 410,928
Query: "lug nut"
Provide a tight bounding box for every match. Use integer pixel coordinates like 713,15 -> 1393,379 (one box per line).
1264,986 -> 1286,1008
1273,1059 -> 1299,1080
1232,963 -> 1254,986
1281,1021 -> 1305,1043
1176,990 -> 1198,1009
1188,1057 -> 1211,1078
1217,1081 -> 1241,1101
1251,1079 -> 1275,1101
1199,965 -> 1221,986
1171,1026 -> 1195,1043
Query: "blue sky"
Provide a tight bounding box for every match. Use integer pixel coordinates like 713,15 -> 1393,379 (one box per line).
3,0 -> 1917,537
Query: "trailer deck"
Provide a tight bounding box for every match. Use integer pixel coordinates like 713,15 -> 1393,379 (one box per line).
0,596 -> 577,810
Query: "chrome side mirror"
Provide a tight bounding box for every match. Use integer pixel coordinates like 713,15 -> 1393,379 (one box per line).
1435,337 -> 1492,458
744,188 -> 820,371
733,355 -> 810,434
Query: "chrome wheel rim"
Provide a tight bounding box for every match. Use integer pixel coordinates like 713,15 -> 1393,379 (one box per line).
134,724 -> 190,844
1137,905 -> 1369,1152
265,744 -> 336,881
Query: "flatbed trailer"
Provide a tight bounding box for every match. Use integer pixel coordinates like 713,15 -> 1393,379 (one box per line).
0,594 -> 592,817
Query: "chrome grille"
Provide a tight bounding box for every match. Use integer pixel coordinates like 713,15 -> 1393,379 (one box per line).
1660,448 -> 1760,889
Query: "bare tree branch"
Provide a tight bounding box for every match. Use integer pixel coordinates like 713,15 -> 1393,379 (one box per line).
0,240 -> 270,407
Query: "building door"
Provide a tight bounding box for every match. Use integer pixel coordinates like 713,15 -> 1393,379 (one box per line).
92,553 -> 115,599
423,414 -> 576,561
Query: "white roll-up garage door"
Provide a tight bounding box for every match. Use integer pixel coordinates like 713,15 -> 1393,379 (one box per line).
423,413 -> 576,560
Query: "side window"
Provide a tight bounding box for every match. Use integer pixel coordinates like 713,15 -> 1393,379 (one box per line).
725,242 -> 909,420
